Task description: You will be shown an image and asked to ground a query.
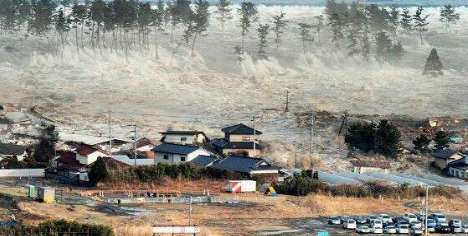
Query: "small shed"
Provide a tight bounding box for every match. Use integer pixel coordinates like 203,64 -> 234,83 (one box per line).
37,187 -> 55,203
27,185 -> 38,199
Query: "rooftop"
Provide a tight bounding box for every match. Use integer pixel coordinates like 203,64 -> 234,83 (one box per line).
0,143 -> 27,155
77,145 -> 99,156
161,130 -> 206,135
432,149 -> 459,160
221,123 -> 262,135
212,155 -> 278,174
190,155 -> 218,167
152,143 -> 200,155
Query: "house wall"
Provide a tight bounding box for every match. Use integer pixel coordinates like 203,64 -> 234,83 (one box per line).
448,168 -> 468,180
77,151 -> 105,165
228,134 -> 257,142
155,149 -> 211,165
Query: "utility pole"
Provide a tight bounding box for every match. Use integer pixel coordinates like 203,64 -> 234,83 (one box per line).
108,111 -> 112,155
309,112 -> 315,157
133,125 -> 137,167
284,90 -> 289,113
188,196 -> 193,226
252,116 -> 256,157
425,185 -> 429,236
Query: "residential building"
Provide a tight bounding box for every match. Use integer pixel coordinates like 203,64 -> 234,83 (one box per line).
447,155 -> 468,180
152,143 -> 212,165
0,142 -> 28,161
190,155 -> 218,168
432,149 -> 464,170
350,160 -> 391,174
160,130 -> 208,146
76,145 -> 107,165
212,155 -> 279,176
212,123 -> 263,157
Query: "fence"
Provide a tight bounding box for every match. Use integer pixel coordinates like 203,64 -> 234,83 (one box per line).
0,169 -> 45,178
0,229 -> 102,236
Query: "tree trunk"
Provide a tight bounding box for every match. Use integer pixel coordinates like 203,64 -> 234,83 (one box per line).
191,33 -> 198,56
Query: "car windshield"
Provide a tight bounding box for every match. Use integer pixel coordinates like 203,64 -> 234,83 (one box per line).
386,226 -> 395,229
348,220 -> 356,223
400,225 -> 408,229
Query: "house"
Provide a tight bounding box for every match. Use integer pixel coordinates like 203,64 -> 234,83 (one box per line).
212,123 -> 263,157
152,143 -> 212,165
447,155 -> 468,180
0,142 -> 28,161
160,130 -> 209,146
94,138 -> 130,154
212,155 -> 279,176
432,149 -> 464,170
350,160 -> 391,174
53,151 -> 90,184
76,145 -> 107,165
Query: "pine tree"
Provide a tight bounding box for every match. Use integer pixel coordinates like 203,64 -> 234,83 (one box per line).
325,0 -> 347,48
257,23 -> 269,58
90,0 -> 107,48
238,1 -> 257,54
440,4 -> 460,30
375,31 -> 392,62
88,157 -> 109,185
190,0 -> 210,56
400,8 -> 412,33
346,2 -> 364,56
216,0 -> 232,36
389,41 -> 405,63
55,8 -> 70,46
423,48 -> 443,76
71,1 -> 87,50
313,15 -> 324,44
375,120 -> 401,158
413,134 -> 430,152
272,12 -> 287,49
29,0 -> 56,36
413,6 -> 429,46
388,6 -> 400,38
434,131 -> 449,150
298,23 -> 313,54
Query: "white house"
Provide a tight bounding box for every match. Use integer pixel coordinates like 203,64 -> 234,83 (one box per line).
160,130 -> 208,146
76,145 -> 107,165
152,143 -> 212,165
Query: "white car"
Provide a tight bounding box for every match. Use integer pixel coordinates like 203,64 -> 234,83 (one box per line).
463,225 -> 468,233
410,225 -> 423,235
449,219 -> 462,227
397,224 -> 409,234
371,220 -> 383,229
430,213 -> 446,224
452,225 -> 463,233
372,225 -> 383,234
403,213 -> 418,223
328,216 -> 341,225
378,214 -> 393,224
384,225 -> 397,234
343,219 -> 357,229
411,220 -> 422,228
356,225 -> 372,234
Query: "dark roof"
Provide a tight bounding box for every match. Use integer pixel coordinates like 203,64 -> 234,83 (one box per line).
221,123 -> 262,135
190,155 -> 218,167
95,139 -> 129,146
152,143 -> 200,155
432,149 -> 458,160
0,143 -> 27,155
77,145 -> 99,156
212,155 -> 278,173
56,151 -> 87,171
447,157 -> 468,170
161,130 -> 206,136
135,137 -> 154,148
350,160 -> 391,169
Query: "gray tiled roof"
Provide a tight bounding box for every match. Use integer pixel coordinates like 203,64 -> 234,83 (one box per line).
212,155 -> 278,173
0,143 -> 27,155
152,143 -> 199,155
221,123 -> 262,135
432,149 -> 457,160
190,155 -> 218,167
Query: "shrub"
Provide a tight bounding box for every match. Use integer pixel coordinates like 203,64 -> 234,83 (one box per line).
37,219 -> 114,236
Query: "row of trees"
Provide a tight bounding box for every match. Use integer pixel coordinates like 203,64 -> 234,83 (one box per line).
0,1 -> 462,61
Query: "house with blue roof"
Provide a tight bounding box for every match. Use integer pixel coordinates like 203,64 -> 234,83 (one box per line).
152,143 -> 213,165
212,123 -> 263,157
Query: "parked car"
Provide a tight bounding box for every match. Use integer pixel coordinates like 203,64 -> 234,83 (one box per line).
411,220 -> 422,228
371,219 -> 383,229
403,213 -> 419,223
435,223 -> 451,233
354,216 -> 367,225
343,219 -> 357,229
449,219 -> 462,227
356,225 -> 372,234
426,219 -> 436,233
366,215 -> 378,224
397,224 -> 409,234
452,225 -> 463,233
410,225 -> 423,235
463,224 -> 468,233
430,213 -> 447,224
378,214 -> 393,224
372,225 -> 383,234
384,224 -> 397,234
328,216 -> 341,225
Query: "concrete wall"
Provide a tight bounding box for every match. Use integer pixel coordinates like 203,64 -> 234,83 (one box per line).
0,169 -> 45,177
222,148 -> 260,157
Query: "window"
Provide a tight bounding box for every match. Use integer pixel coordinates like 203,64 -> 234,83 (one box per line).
163,155 -> 169,160
180,156 -> 186,162
181,137 -> 187,142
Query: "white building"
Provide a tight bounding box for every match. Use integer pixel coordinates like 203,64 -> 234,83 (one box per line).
160,130 -> 208,146
76,145 -> 107,165
152,143 -> 212,165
